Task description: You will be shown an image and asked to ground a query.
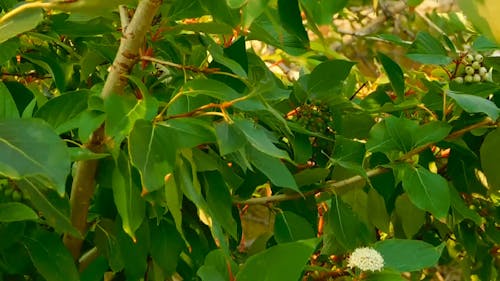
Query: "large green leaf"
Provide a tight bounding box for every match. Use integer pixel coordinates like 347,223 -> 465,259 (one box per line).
278,0 -> 309,45
150,220 -> 185,276
204,171 -> 237,238
274,211 -> 315,243
326,196 -> 375,251
248,147 -> 298,190
34,90 -> 89,134
234,118 -> 289,159
0,6 -> 43,43
181,78 -> 240,101
480,128 -> 500,189
447,91 -> 500,120
23,53 -> 67,92
242,0 -> 269,28
0,119 -> 70,195
112,152 -> 145,240
23,230 -> 80,281
407,32 -> 452,65
394,194 -> 426,238
236,238 -> 318,281
378,53 -> 405,100
17,178 -> 81,237
0,202 -> 38,222
457,0 -> 500,44
401,165 -> 450,219
307,60 -> 355,100
366,116 -> 451,155
215,121 -> 246,155
0,81 -> 19,120
374,239 -> 445,272
198,249 -> 239,281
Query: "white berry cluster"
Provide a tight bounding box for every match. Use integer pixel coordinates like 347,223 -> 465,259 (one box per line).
454,53 -> 491,84
347,247 -> 385,272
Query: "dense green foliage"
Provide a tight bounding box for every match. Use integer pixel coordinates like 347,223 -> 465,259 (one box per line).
0,0 -> 499,280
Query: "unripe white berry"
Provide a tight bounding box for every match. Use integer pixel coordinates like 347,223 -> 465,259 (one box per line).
465,66 -> 475,75
464,54 -> 474,64
472,61 -> 481,69
454,76 -> 464,84
474,54 -> 484,63
473,74 -> 482,82
479,67 -> 488,75
464,75 -> 473,83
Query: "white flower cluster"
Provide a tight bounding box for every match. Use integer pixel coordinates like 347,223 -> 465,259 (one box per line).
347,247 -> 384,272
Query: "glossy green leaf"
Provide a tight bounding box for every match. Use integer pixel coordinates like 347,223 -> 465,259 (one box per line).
0,81 -> 19,120
215,121 -> 246,155
236,238 -> 318,281
204,172 -> 237,238
278,0 -> 309,45
34,90 -> 89,134
23,230 -> 79,281
150,220 -> 185,276
394,194 -> 425,238
378,53 -> 405,99
407,32 -> 452,65
480,128 -> 500,189
68,147 -> 109,161
308,60 -> 355,100
182,78 -> 240,101
401,165 -> 450,219
0,202 -> 38,222
112,152 -> 145,240
198,249 -> 239,281
105,93 -> 148,146
448,91 -> 499,120
374,239 -> 445,272
327,196 -> 375,251
0,7 -> 43,43
248,147 -> 298,190
234,118 -> 289,159
274,211 -> 315,243
449,186 -> 482,225
0,119 -> 70,195
242,0 -> 269,28
17,178 -> 81,238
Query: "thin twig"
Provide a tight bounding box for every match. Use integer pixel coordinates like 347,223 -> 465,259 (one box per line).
141,55 -> 219,74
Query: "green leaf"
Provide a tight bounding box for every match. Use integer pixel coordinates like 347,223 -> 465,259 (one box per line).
401,165 -> 450,219
0,38 -> 20,64
17,178 -> 81,238
308,60 -> 355,100
23,230 -> 80,281
413,121 -> 452,148
164,173 -> 184,239
242,0 -> 269,28
0,81 -> 19,120
182,78 -> 240,101
407,32 -> 452,65
0,202 -> 38,222
447,91 -> 499,121
80,257 -> 108,281
394,194 -> 426,238
449,186 -> 482,225
234,118 -> 289,159
226,0 -> 245,8
278,0 -> 309,45
150,220 -> 185,276
34,90 -> 89,134
68,147 -> 109,161
0,7 -> 43,43
480,128 -> 500,189
198,249 -> 239,281
0,119 -> 70,195
374,239 -> 445,272
204,172 -> 237,238
457,0 -> 500,44
205,37 -> 248,78
248,147 -> 298,190
112,152 -> 145,240
378,53 -> 405,99
274,211 -> 315,243
23,53 -> 67,92
367,188 -> 390,233
236,238 -> 318,281
215,121 -> 246,155
128,120 -> 175,192
326,196 -> 375,251
330,136 -> 367,177
294,168 -> 329,187
364,270 -> 406,281
105,93 -> 148,146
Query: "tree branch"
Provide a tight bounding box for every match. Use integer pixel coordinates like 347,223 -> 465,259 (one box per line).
63,0 -> 163,261
235,117 -> 497,205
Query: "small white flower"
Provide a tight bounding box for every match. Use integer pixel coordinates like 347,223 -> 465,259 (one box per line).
347,247 -> 384,272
